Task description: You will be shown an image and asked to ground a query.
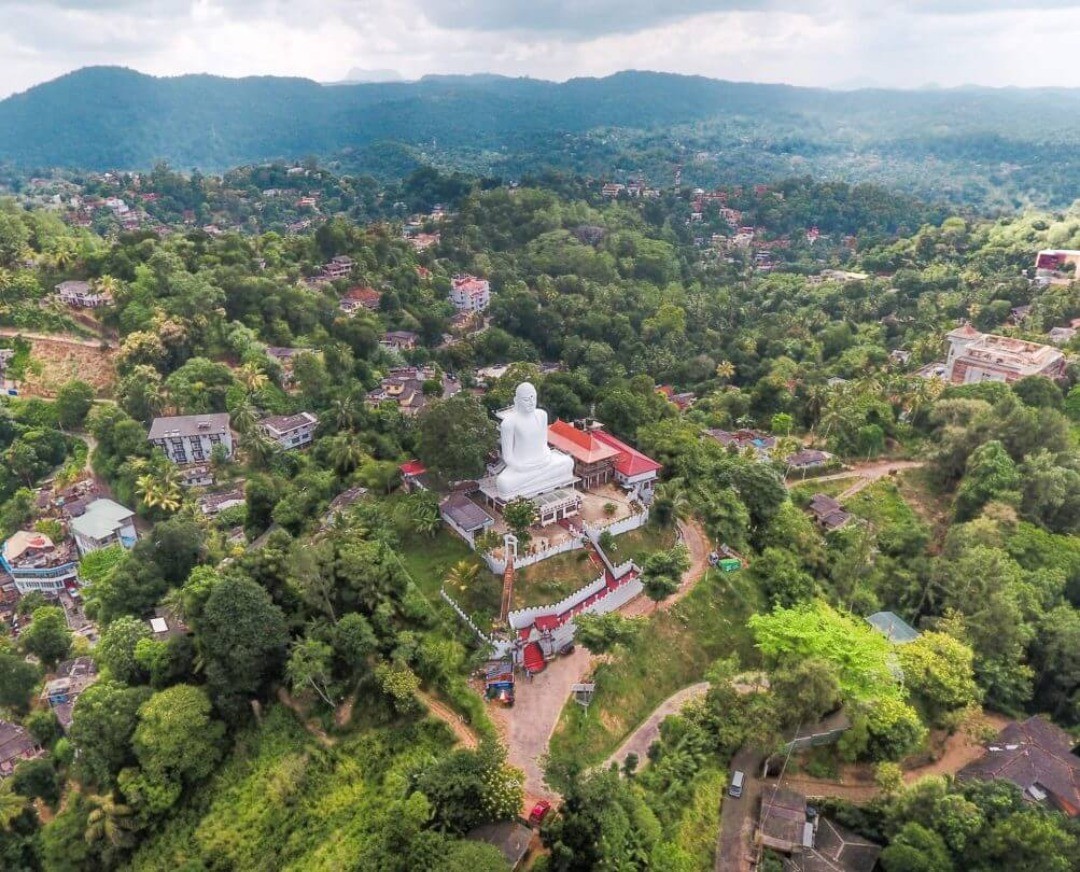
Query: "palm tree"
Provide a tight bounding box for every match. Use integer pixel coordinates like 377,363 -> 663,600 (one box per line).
84,793 -> 138,849
245,428 -> 280,469
94,275 -> 120,300
0,781 -> 27,830
410,493 -> 441,538
328,434 -> 365,475
136,471 -> 183,513
444,560 -> 480,593
48,241 -> 77,272
714,360 -> 736,382
328,393 -> 362,432
238,362 -> 269,395
230,398 -> 259,436
653,479 -> 691,528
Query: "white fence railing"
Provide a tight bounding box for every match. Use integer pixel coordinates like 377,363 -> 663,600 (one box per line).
584,509 -> 650,540
507,572 -> 608,630
482,536 -> 585,574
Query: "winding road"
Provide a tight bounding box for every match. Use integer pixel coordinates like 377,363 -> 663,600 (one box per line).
497,518 -> 712,805
604,682 -> 710,771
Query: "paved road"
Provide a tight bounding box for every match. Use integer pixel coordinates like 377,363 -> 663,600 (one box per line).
496,646 -> 595,804
500,518 -> 712,803
605,682 -> 709,771
715,747 -> 764,872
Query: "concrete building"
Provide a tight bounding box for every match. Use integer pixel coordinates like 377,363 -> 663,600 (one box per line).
148,413 -> 233,465
944,324 -> 1066,385
0,531 -> 78,594
261,411 -> 318,450
449,274 -> 491,313
55,280 -> 112,308
68,499 -> 137,557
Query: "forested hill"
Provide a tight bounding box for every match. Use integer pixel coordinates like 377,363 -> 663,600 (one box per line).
5,66 -> 1080,205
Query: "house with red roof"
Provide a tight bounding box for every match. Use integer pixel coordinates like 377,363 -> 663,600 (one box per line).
449,274 -> 491,313
592,430 -> 662,502
546,420 -> 621,489
340,286 -> 382,315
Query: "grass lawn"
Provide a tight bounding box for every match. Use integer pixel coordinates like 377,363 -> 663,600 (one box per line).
514,548 -> 599,609
603,522 -> 677,565
845,479 -> 923,529
397,528 -> 501,625
546,565 -> 764,777
789,477 -> 850,503
511,523 -> 678,610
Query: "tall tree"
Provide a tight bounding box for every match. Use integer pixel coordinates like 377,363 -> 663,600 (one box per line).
415,394 -> 497,482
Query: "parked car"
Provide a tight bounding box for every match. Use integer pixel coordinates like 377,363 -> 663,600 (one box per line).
729,770 -> 745,798
528,800 -> 552,827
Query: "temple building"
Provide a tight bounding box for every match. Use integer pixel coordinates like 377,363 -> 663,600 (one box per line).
944,324 -> 1066,385
546,420 -> 620,489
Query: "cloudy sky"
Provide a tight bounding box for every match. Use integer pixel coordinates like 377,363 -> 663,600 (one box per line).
3,0 -> 1080,98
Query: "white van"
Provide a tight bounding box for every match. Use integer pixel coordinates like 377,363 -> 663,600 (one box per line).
729,770 -> 745,798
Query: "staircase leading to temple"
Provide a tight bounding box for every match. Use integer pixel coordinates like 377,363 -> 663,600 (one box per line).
499,556 -> 515,624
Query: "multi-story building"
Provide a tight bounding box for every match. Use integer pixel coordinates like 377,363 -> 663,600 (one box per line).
68,498 -> 138,557
55,280 -> 112,308
261,411 -> 318,450
944,324 -> 1066,385
0,531 -> 78,594
546,420 -> 620,490
449,275 -> 491,313
148,413 -> 233,465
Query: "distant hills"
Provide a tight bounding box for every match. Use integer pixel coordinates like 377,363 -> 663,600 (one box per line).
3,67 -> 1080,205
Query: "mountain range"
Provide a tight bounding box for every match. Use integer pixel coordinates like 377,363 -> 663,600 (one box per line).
3,67 -> 1080,205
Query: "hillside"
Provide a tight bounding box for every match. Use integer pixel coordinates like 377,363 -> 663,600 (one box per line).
5,68 -> 1080,205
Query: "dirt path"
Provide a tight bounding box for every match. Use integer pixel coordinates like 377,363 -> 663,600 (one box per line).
0,328 -> 108,349
276,687 -> 334,749
605,682 -> 709,771
415,688 -> 479,750
498,520 -> 711,808
621,517 -> 710,617
787,459 -> 925,494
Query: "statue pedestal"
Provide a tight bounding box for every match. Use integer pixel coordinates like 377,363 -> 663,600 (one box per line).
494,449 -> 577,501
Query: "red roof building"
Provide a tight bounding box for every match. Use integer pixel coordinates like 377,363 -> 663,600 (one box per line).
547,420 -> 620,489
342,286 -> 382,310
591,431 -> 661,498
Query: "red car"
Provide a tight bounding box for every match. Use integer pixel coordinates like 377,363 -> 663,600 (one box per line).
528,800 -> 552,827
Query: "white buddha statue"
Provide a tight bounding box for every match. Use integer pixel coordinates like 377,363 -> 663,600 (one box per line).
496,382 -> 576,500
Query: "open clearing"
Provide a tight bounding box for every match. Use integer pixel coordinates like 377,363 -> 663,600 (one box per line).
0,330 -> 117,397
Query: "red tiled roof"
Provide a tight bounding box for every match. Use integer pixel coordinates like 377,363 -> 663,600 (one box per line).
592,431 -> 662,478
547,420 -> 620,465
343,286 -> 382,308
400,460 -> 427,476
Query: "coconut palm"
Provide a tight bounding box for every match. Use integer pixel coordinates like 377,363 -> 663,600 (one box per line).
328,393 -> 362,432
136,468 -> 183,513
230,398 -> 259,436
714,360 -> 736,382
444,560 -> 480,593
245,428 -> 280,469
48,241 -> 77,271
84,793 -> 138,849
238,362 -> 269,395
94,274 -> 120,299
328,434 -> 365,475
408,492 -> 441,538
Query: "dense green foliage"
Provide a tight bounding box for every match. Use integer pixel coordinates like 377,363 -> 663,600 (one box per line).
6,68 -> 1080,207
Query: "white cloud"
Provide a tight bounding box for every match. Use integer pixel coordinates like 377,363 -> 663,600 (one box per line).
1,0 -> 1080,98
